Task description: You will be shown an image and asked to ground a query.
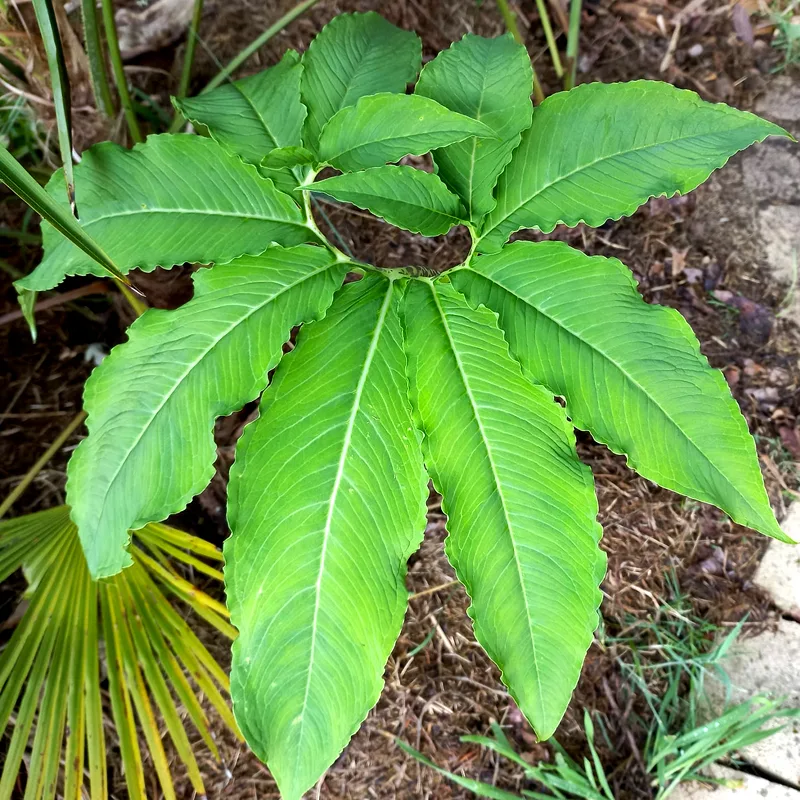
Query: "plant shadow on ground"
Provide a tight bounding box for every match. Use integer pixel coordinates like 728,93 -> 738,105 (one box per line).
1,0 -> 800,798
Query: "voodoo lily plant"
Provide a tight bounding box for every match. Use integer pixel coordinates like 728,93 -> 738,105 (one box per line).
13,11 -> 792,799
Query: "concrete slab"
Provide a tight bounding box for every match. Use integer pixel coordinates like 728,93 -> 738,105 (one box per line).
754,505 -> 800,614
704,620 -> 800,787
674,765 -> 800,799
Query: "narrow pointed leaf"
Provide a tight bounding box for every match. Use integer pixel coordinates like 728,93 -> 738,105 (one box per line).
16,135 -> 315,292
301,11 -> 422,150
226,275 -> 428,800
309,166 -> 465,236
453,241 -> 786,540
317,94 -> 496,172
16,287 -> 37,342
31,0 -> 75,209
478,81 -> 789,252
173,50 -> 307,193
68,244 -> 346,579
0,144 -> 128,286
415,33 -> 533,222
403,279 -> 605,740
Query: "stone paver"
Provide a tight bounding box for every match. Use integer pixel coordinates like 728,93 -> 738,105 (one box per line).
674,765 -> 800,799
704,619 -> 800,787
754,504 -> 800,614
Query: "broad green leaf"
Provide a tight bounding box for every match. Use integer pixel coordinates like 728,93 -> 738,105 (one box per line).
403,278 -> 605,740
301,11 -> 422,151
453,241 -> 788,541
478,81 -> 789,253
415,33 -> 533,222
317,94 -> 496,172
262,145 -> 316,170
226,275 -> 427,800
67,244 -> 346,579
309,165 -> 465,236
17,135 -> 315,293
173,51 -> 306,193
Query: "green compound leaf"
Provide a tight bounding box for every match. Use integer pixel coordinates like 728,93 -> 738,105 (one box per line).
478,81 -> 789,253
301,11 -> 422,151
317,93 -> 496,173
173,51 -> 307,193
226,275 -> 427,800
453,241 -> 788,541
67,244 -> 347,579
415,33 -> 533,223
309,165 -> 465,236
17,135 -> 315,292
403,278 -> 605,740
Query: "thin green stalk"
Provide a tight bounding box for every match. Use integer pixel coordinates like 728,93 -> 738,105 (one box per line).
565,0 -> 582,89
81,0 -> 115,117
495,0 -> 546,104
0,410 -> 86,518
99,0 -> 142,143
31,0 -> 75,211
176,0 -> 204,100
203,0 -> 321,93
534,0 -> 564,77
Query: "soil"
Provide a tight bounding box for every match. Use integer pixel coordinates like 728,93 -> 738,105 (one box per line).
1,1 -> 800,798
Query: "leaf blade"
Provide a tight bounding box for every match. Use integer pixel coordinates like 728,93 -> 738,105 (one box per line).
16,135 -> 315,292
415,33 -> 533,221
68,244 -> 346,579
301,11 -> 422,151
310,165 -> 465,236
403,279 -> 605,739
453,241 -> 786,540
479,81 -> 789,252
317,94 -> 496,172
174,50 -> 307,192
226,275 -> 428,799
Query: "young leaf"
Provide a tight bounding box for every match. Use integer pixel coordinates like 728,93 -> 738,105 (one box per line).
415,33 -> 533,222
478,81 -> 790,252
16,135 -> 315,293
317,94 -> 496,172
403,278 -> 605,740
309,165 -> 465,236
226,275 -> 428,800
173,50 -> 306,193
67,244 -> 347,579
453,241 -> 788,541
301,11 -> 422,151
262,145 -> 316,170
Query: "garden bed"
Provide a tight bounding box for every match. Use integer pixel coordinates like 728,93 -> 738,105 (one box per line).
1,1 -> 799,797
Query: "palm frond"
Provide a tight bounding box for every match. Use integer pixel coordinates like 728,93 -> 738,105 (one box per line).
0,506 -> 241,800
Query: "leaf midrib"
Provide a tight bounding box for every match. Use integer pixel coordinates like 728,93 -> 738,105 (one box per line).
316,185 -> 460,224
429,283 -> 545,721
480,124 -> 759,242
293,280 -> 394,766
472,267 -> 763,518
61,206 -> 306,228
90,260 -> 338,535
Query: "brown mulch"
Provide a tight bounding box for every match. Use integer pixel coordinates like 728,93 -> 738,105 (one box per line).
2,1 -> 800,798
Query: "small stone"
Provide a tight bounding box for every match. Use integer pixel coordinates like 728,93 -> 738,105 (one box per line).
688,43 -> 704,57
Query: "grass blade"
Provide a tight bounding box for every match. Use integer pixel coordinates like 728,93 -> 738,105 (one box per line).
0,147 -> 131,288
30,0 -> 75,211
99,0 -> 142,143
203,0 -> 321,93
81,0 -> 115,117
83,578 -> 107,800
565,0 -> 582,89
